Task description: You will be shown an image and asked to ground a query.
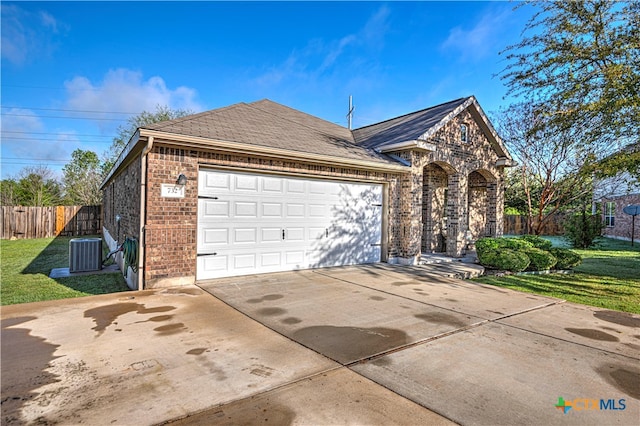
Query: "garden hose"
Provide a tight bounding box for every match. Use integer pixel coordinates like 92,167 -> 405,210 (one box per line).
122,237 -> 139,277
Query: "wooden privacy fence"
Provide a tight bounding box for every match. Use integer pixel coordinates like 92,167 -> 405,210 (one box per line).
503,214 -> 567,236
1,206 -> 102,239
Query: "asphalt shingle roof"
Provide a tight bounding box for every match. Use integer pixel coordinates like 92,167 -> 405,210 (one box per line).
143,99 -> 397,165
352,98 -> 469,150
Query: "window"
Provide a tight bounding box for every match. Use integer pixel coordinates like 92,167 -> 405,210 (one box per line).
460,124 -> 468,143
604,201 -> 615,227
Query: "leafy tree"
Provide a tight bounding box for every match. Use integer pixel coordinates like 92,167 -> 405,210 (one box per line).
500,1 -> 639,146
13,166 -> 63,206
62,149 -> 103,205
103,105 -> 194,173
1,179 -> 19,206
591,143 -> 640,184
493,102 -> 598,235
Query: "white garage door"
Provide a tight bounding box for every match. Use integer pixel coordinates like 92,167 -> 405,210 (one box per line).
197,169 -> 383,280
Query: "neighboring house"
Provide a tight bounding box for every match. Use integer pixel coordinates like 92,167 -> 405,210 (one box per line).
593,171 -> 640,242
101,96 -> 513,289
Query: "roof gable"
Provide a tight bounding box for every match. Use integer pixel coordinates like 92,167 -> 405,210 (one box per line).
352,96 -> 512,160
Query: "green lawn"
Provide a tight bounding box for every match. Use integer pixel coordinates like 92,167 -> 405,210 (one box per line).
1,236 -> 130,305
474,237 -> 640,314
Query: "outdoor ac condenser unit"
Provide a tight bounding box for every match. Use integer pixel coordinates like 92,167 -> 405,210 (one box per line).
69,238 -> 102,273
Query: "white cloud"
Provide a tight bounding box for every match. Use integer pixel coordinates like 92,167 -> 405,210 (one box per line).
251,5 -> 391,92
64,68 -> 202,124
39,11 -> 60,33
0,4 -> 66,65
441,6 -> 514,61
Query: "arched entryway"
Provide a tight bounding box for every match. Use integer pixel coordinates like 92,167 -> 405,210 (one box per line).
422,162 -> 455,253
467,169 -> 498,240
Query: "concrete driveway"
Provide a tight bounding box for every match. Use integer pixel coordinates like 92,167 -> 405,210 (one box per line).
2,264 -> 638,425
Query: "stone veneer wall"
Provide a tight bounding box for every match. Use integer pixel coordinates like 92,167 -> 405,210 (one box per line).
390,109 -> 505,258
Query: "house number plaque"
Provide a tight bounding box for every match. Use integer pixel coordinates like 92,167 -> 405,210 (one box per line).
161,184 -> 185,198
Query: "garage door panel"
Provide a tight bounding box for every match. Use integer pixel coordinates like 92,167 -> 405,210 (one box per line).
285,227 -> 304,242
286,180 -> 305,194
200,200 -> 230,219
198,169 -> 383,280
234,228 -> 258,243
309,227 -> 326,240
235,202 -> 258,217
262,202 -> 283,217
308,203 -> 327,218
260,252 -> 281,267
198,255 -> 228,274
200,173 -> 231,194
284,251 -> 305,266
233,254 -> 256,269
201,228 -> 229,245
286,203 -> 305,218
262,177 -> 284,193
235,175 -> 259,192
261,228 -> 282,243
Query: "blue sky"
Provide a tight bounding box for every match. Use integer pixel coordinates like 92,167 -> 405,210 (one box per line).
1,1 -> 533,179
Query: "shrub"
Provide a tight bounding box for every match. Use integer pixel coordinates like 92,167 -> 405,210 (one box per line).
519,235 -> 553,251
549,248 -> 582,269
523,247 -> 557,271
564,210 -> 603,248
477,248 -> 530,272
476,237 -> 533,254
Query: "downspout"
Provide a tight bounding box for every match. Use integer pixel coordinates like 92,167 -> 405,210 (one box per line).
138,136 -> 154,291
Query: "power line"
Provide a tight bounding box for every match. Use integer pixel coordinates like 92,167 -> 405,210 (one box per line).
2,157 -> 70,162
2,131 -> 112,138
1,113 -> 127,122
1,105 -> 141,115
1,136 -> 112,143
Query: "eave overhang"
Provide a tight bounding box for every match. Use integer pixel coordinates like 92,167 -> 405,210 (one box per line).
376,139 -> 437,153
101,129 -> 409,189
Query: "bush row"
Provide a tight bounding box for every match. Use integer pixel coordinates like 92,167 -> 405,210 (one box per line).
476,235 -> 582,272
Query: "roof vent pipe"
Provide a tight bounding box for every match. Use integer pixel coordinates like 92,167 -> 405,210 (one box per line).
347,95 -> 355,130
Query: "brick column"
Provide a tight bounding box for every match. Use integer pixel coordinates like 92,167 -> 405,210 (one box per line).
495,171 -> 505,236
398,157 -> 423,262
446,173 -> 467,257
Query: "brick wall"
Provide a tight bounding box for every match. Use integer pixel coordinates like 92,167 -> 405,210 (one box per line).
102,156 -> 142,244
103,105 -> 508,285
141,142 -> 403,287
602,194 -> 640,241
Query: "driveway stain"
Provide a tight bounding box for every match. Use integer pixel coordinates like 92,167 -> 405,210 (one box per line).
391,281 -> 414,287
186,348 -> 207,355
292,325 -> 409,364
153,323 -> 186,336
84,303 -> 176,336
160,288 -> 202,296
169,400 -> 296,425
281,317 -> 302,325
257,307 -> 287,316
247,294 -> 284,304
565,328 -> 619,342
1,317 -> 60,426
245,364 -> 276,378
369,296 -> 386,301
596,365 -> 640,399
415,312 -> 468,328
135,315 -> 173,324
594,310 -> 640,328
